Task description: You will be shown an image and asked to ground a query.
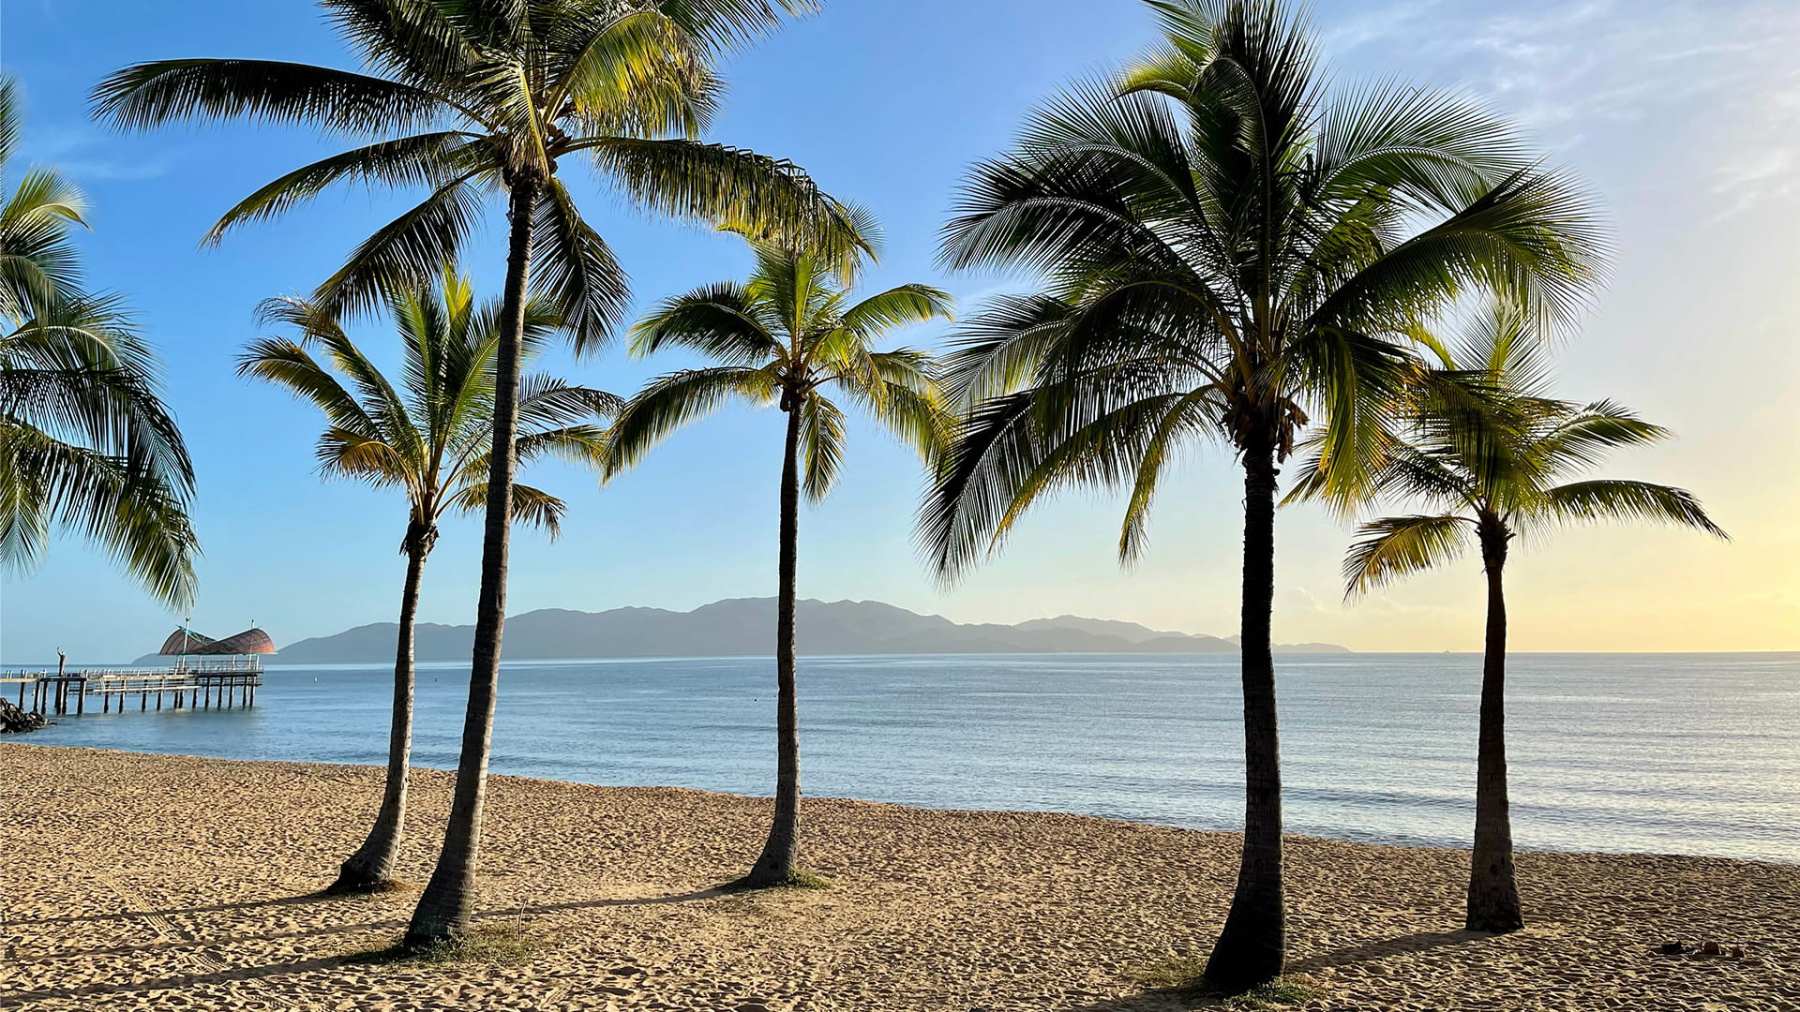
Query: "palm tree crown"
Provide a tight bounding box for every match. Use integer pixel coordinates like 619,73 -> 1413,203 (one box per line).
922,0 -> 1605,571
240,267 -> 617,543
607,234 -> 952,487
0,77 -> 198,607
93,0 -> 854,342
1293,303 -> 1726,592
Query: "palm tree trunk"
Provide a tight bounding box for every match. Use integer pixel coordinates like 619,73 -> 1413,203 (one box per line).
1467,524 -> 1523,932
331,527 -> 428,892
406,176 -> 539,947
746,399 -> 803,886
1204,435 -> 1285,992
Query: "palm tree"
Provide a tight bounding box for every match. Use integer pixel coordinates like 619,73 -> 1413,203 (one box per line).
240,267 -> 615,893
607,230 -> 950,886
919,0 -> 1604,990
93,0 -> 856,944
1289,303 -> 1724,932
0,77 -> 197,607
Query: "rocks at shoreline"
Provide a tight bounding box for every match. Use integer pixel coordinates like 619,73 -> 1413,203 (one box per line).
0,698 -> 46,734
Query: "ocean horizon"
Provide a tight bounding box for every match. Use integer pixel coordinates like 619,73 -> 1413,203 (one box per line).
15,651 -> 1797,864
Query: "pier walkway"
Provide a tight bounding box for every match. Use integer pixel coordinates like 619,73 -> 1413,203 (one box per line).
1,657 -> 262,718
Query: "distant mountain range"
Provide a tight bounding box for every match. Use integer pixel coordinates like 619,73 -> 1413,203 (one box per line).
180,598 -> 1347,664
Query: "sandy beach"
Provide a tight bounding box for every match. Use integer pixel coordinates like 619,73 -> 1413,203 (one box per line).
0,744 -> 1794,1010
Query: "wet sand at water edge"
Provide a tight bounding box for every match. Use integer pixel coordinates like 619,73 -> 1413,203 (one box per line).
1,744 -> 1795,1010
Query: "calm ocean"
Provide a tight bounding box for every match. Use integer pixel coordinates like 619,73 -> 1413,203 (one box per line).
17,653 -> 1798,862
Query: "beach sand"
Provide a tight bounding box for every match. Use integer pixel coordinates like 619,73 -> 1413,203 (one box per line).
0,744 -> 1794,1010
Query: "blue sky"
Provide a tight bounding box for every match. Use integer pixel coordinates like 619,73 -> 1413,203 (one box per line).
3,0 -> 1797,663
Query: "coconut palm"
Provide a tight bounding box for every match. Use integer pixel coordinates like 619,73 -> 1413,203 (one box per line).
607,230 -> 950,885
1289,303 -> 1724,932
920,0 -> 1604,989
240,267 -> 615,893
93,0 -> 856,943
0,77 -> 197,607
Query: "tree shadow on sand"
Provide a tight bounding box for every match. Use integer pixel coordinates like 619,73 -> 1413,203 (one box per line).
5,888 -> 338,928
1067,931 -> 1487,1012
1,886 -> 727,997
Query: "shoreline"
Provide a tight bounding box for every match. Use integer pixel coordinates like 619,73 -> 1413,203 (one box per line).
3,743 -> 1796,1010
12,740 -> 1797,869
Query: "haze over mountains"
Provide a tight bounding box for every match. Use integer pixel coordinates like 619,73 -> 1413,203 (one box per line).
242,598 -> 1349,664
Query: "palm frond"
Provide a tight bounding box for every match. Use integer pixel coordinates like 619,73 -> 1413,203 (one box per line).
1342,513 -> 1470,597
1534,480 -> 1726,538
529,177 -> 631,353
311,171 -> 485,321
603,365 -> 773,477
92,59 -> 450,133
629,281 -> 779,363
447,479 -> 567,538
205,131 -> 486,245
796,393 -> 844,502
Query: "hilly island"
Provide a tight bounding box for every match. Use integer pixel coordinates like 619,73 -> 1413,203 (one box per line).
216,598 -> 1349,665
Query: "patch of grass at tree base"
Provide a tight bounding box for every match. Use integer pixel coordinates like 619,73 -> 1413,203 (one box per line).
1132,956 -> 1321,1009
321,877 -> 413,898
354,923 -> 543,966
782,868 -> 833,890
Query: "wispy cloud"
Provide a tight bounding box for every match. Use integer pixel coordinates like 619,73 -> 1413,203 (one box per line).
18,125 -> 177,184
1321,0 -> 1800,215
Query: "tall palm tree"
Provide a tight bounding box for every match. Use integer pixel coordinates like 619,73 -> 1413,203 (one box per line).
607,230 -> 950,886
1289,303 -> 1724,932
94,0 -> 856,944
919,0 -> 1604,990
0,77 -> 197,607
240,267 -> 616,893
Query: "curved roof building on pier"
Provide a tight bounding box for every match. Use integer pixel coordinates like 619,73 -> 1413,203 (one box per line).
158,628 -> 277,656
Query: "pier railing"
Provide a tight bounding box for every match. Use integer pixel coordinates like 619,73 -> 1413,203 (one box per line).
2,656 -> 263,718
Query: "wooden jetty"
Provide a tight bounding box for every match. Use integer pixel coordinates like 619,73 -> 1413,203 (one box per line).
2,657 -> 262,718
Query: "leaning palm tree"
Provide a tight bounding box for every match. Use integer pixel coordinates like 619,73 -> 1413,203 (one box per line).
1290,303 -> 1724,932
0,77 -> 196,607
920,0 -> 1604,990
241,267 -> 616,893
607,230 -> 950,886
94,0 -> 855,944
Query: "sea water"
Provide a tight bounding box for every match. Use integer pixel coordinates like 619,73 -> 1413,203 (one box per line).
17,652 -> 1798,862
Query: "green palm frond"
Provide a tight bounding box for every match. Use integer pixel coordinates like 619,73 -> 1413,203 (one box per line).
838,283 -> 955,339
604,364 -> 774,477
1534,480 -> 1726,538
91,58 -> 453,133
1531,400 -> 1669,472
447,480 -> 568,537
205,131 -> 486,245
630,281 -> 780,363
530,177 -> 631,353
582,136 -> 860,255
311,172 -> 486,321
236,337 -> 383,439
1342,514 -> 1471,597
796,394 -> 844,502
0,421 -> 198,607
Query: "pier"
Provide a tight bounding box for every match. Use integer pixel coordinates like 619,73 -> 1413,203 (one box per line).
2,657 -> 263,719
